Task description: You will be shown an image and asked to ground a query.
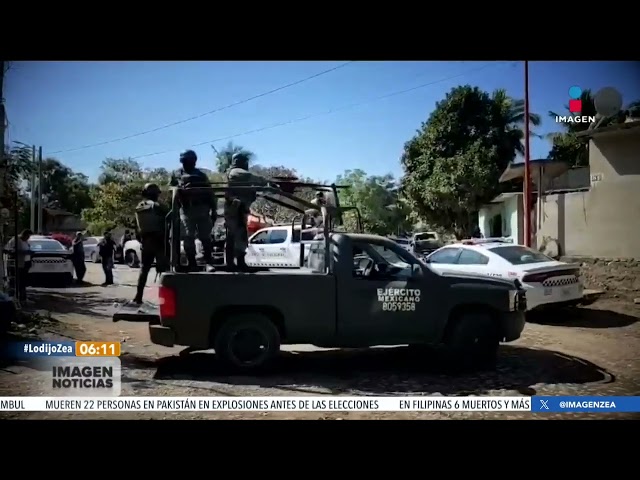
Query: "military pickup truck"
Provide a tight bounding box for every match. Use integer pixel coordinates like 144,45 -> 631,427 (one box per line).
115,232 -> 527,373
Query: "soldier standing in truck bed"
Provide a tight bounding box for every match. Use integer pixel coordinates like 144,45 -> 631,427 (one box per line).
172,150 -> 217,271
225,152 -> 270,270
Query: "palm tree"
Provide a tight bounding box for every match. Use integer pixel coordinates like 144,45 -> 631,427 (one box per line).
491,89 -> 542,157
212,141 -> 255,173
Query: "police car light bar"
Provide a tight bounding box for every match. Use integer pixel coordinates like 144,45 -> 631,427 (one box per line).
461,237 -> 512,245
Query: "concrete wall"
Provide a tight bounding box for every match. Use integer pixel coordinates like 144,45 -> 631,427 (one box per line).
547,166 -> 590,190
537,128 -> 640,258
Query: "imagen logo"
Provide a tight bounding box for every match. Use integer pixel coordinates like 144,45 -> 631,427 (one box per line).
555,86 -> 596,125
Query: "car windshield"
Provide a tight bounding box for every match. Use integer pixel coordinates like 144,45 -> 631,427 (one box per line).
29,240 -> 67,251
490,245 -> 553,265
372,245 -> 410,268
415,233 -> 436,241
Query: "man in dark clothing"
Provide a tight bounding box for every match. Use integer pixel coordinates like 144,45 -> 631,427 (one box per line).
132,183 -> 169,304
98,232 -> 116,286
4,229 -> 33,302
71,231 -> 87,283
225,152 -> 269,270
170,150 -> 217,271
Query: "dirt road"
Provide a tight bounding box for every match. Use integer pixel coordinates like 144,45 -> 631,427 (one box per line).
1,263 -> 639,419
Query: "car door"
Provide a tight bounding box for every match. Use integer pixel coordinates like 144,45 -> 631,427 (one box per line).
264,228 -> 289,267
452,248 -> 492,277
83,237 -> 98,260
425,247 -> 462,274
245,230 -> 270,266
339,239 -> 436,344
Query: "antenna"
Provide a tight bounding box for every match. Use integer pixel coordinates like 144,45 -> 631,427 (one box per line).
594,87 -> 623,118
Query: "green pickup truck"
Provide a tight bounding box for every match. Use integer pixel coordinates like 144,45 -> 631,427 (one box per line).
114,182 -> 527,373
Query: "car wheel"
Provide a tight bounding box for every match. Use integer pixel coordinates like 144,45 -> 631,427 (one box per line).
126,250 -> 139,268
213,313 -> 281,373
445,312 -> 499,372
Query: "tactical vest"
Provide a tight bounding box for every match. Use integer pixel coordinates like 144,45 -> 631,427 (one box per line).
226,167 -> 257,205
135,200 -> 165,234
179,169 -> 211,206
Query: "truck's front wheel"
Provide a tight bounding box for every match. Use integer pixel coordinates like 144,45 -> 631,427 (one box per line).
214,313 -> 281,373
445,312 -> 499,371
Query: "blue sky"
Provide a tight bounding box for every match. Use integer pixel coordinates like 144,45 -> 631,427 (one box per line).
5,61 -> 639,183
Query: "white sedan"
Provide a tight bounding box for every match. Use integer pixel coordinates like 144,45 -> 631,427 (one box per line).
424,240 -> 584,312
122,238 -> 204,267
27,236 -> 74,285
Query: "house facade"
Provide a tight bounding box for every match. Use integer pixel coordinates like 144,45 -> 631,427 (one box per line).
478,120 -> 640,259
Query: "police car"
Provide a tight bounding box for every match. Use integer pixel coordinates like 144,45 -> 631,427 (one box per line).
245,225 -> 320,268
424,239 -> 584,312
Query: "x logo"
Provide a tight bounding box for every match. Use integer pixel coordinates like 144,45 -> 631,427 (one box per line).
540,400 -> 549,410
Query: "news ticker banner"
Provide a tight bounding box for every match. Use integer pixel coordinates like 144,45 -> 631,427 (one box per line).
1,341 -> 121,397
1,396 -> 640,413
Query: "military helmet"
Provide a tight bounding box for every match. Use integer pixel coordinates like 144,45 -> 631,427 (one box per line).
231,152 -> 250,169
142,183 -> 161,198
180,149 -> 197,164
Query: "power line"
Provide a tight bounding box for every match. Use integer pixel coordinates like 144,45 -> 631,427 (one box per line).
132,61 -> 513,161
47,61 -> 355,155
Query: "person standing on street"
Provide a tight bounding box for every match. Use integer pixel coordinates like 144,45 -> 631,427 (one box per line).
71,231 -> 87,283
4,229 -> 33,302
132,183 -> 169,305
171,150 -> 216,271
98,231 -> 116,286
225,152 -> 269,270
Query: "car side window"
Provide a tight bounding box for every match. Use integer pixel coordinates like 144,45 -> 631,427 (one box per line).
429,248 -> 461,264
269,229 -> 288,244
457,249 -> 490,265
250,231 -> 269,244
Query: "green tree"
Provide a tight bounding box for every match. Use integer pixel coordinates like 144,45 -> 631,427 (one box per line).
401,85 -> 529,238
33,158 -> 93,215
213,141 -> 255,173
336,169 -> 412,235
83,158 -> 171,233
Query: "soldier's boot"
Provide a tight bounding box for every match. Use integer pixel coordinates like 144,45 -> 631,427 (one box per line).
133,266 -> 150,304
236,254 -> 250,272
186,255 -> 199,272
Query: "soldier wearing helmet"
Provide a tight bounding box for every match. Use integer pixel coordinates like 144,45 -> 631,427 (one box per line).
132,182 -> 169,304
224,151 -> 269,270
172,149 -> 217,271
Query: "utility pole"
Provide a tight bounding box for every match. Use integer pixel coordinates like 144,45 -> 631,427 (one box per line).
30,146 -> 36,231
523,60 -> 532,247
37,146 -> 43,234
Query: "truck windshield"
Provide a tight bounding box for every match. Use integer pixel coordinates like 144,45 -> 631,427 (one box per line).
415,233 -> 436,241
371,245 -> 410,269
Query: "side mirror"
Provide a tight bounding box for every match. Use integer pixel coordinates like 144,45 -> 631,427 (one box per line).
411,264 -> 423,277
376,263 -> 388,275
422,256 -> 431,263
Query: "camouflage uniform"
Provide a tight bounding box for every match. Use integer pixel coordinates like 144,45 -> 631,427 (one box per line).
133,183 -> 169,304
174,150 -> 217,270
225,152 -> 268,269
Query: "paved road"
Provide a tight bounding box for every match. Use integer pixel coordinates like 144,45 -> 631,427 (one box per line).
1,262 -> 639,419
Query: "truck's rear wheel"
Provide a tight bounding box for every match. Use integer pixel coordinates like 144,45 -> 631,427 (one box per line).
445,312 -> 499,371
213,313 -> 281,373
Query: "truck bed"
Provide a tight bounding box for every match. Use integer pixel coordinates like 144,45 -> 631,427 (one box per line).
160,270 -> 337,346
